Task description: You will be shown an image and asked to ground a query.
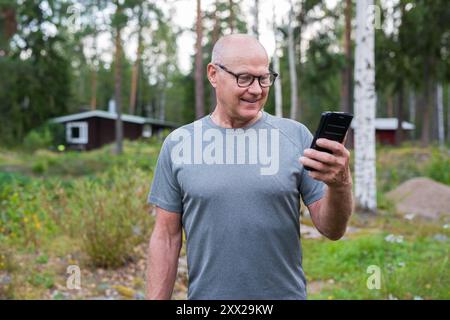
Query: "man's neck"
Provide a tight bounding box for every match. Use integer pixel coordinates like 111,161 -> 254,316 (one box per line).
210,108 -> 263,129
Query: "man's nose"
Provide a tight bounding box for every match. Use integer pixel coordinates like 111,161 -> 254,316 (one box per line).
247,78 -> 263,95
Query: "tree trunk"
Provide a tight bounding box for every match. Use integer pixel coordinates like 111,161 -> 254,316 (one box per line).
408,89 -> 416,140
340,0 -> 352,114
195,0 -> 205,119
386,95 -> 394,117
90,68 -> 97,110
395,81 -> 404,146
229,0 -> 235,33
159,87 -> 166,121
288,6 -> 298,121
210,0 -> 220,113
354,0 -> 377,213
420,61 -> 432,147
253,0 -> 259,38
296,1 -> 307,121
448,84 -> 450,144
273,9 -> 282,118
0,7 -> 16,55
129,18 -> 143,115
436,83 -> 444,146
114,10 -> 123,155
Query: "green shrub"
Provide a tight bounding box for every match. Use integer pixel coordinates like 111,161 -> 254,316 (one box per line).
67,167 -> 153,268
0,181 -> 58,248
32,160 -> 48,174
0,243 -> 16,299
424,149 -> 450,185
22,122 -> 64,152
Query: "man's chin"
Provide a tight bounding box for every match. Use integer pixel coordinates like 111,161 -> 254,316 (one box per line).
239,100 -> 262,112
235,107 -> 262,122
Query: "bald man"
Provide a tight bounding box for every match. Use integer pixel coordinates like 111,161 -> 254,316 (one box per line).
146,34 -> 353,300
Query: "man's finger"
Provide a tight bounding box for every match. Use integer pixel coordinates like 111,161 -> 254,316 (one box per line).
316,138 -> 346,156
299,156 -> 329,172
303,148 -> 336,166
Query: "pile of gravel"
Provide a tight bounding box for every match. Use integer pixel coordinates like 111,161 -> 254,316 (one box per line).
386,177 -> 450,220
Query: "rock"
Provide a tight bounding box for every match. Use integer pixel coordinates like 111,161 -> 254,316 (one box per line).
0,273 -> 11,285
386,177 -> 450,220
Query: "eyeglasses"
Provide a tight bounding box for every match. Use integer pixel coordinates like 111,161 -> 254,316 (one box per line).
214,63 -> 278,88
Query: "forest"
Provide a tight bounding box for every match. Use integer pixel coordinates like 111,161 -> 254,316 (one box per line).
0,0 -> 449,300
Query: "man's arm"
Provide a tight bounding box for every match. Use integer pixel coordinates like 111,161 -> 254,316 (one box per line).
146,206 -> 182,300
300,138 -> 354,240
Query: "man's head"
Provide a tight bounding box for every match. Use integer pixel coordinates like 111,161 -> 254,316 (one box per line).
207,34 -> 274,122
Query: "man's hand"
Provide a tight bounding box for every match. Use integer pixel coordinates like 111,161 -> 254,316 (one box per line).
300,137 -> 354,241
299,138 -> 352,189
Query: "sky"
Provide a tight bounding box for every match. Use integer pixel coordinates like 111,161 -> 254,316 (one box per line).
172,0 -> 293,73
83,0 -> 338,74
171,0 -> 338,73
89,0 -> 294,73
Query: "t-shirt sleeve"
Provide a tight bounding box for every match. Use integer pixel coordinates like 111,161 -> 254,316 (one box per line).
147,136 -> 183,213
298,124 -> 326,206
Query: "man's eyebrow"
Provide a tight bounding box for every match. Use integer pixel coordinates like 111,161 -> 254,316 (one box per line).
235,69 -> 271,75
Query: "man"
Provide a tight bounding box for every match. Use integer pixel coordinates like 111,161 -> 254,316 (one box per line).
146,34 -> 353,300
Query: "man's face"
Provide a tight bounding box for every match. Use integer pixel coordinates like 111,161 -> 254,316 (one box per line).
208,50 -> 270,121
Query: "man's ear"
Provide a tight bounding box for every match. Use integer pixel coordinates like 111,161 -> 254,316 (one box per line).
207,63 -> 217,88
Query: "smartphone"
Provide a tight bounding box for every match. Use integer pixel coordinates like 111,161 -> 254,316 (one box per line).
304,111 -> 353,171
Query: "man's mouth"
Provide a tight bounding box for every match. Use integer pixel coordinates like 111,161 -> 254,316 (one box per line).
240,98 -> 259,103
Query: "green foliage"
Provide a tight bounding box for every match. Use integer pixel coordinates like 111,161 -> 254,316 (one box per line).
27,271 -> 54,290
424,149 -> 450,185
66,167 -> 153,268
0,242 -> 16,299
22,122 -> 64,152
304,233 -> 449,299
0,180 -> 58,249
23,130 -> 52,153
376,146 -> 450,193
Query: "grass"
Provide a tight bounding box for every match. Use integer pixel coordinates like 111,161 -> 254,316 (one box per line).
304,229 -> 449,299
0,140 -> 449,299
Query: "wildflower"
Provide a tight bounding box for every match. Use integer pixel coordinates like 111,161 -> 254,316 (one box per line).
384,234 -> 404,243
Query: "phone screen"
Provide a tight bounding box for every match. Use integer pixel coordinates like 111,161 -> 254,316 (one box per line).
304,111 -> 353,171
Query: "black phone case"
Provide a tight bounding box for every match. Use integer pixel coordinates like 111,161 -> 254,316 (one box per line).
304,112 -> 353,171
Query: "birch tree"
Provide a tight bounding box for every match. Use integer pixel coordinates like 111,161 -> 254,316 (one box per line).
354,0 -> 376,212
340,0 -> 352,114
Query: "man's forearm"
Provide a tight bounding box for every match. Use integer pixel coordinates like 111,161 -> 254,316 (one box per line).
146,230 -> 182,299
315,181 -> 354,240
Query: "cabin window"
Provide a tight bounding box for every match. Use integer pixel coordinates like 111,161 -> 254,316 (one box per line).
66,122 -> 88,144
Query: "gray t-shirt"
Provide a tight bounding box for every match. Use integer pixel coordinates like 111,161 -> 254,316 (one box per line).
148,111 -> 325,300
